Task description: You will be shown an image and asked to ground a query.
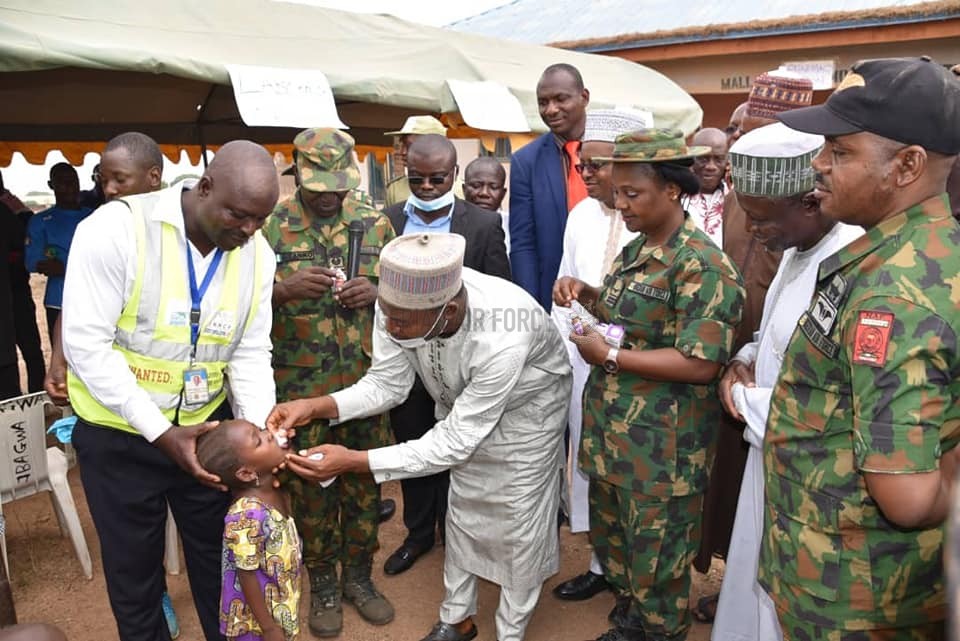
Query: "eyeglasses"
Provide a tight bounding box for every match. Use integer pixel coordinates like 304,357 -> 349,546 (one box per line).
407,170 -> 455,186
574,160 -> 609,174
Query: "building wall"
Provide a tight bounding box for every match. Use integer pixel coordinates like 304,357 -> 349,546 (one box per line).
599,27 -> 959,127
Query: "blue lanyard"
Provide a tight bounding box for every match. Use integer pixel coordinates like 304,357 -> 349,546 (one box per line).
186,246 -> 224,356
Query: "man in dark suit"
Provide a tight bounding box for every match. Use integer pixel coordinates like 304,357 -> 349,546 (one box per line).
381,134 -> 511,575
509,63 -> 589,311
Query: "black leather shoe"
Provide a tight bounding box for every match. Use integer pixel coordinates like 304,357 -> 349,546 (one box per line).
418,620 -> 478,641
379,498 -> 396,523
383,543 -> 432,575
552,571 -> 611,600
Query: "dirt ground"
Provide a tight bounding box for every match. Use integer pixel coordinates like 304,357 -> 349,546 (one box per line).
5,478 -> 723,641
9,275 -> 723,641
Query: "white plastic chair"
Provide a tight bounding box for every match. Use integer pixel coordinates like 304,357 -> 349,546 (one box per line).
0,392 -> 93,579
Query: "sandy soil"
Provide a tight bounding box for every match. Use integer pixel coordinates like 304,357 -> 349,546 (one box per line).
9,275 -> 723,641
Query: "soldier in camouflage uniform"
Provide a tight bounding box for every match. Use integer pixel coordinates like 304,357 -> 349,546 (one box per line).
555,129 -> 745,641
761,58 -> 960,640
264,128 -> 396,638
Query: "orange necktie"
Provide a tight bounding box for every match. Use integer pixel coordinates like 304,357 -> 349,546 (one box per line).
564,139 -> 588,212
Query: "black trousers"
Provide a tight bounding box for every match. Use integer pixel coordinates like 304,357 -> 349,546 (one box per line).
389,376 -> 449,548
9,271 -> 44,392
73,411 -> 231,641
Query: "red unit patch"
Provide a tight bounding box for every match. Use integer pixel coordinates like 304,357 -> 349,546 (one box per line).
852,310 -> 894,367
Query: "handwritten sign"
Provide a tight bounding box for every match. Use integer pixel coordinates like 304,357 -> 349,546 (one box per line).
446,80 -> 530,133
781,60 -> 836,90
226,64 -> 347,129
0,394 -> 46,498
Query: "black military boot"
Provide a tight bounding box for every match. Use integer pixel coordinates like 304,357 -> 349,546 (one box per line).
607,593 -> 631,628
342,562 -> 394,625
587,614 -> 647,641
308,565 -> 341,638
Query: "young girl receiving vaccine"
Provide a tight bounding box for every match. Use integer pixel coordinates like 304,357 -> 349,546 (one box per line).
197,419 -> 302,641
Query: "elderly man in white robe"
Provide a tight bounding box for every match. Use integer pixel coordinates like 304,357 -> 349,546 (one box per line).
268,232 -> 572,641
713,122 -> 862,641
550,108 -> 645,605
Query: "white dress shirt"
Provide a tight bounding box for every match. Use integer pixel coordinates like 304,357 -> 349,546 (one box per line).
62,183 -> 277,442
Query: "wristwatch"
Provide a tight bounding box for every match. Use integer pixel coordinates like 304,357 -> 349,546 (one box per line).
603,347 -> 620,374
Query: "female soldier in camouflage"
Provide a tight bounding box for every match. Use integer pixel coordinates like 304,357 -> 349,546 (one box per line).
554,129 -> 745,641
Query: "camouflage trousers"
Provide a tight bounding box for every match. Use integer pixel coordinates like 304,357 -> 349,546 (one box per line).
777,608 -> 944,641
589,478 -> 702,641
284,413 -> 388,569
277,367 -> 390,570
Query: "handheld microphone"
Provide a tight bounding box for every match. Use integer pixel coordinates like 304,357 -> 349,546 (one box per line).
346,221 -> 364,281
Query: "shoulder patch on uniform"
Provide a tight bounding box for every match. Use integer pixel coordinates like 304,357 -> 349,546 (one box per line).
852,310 -> 894,367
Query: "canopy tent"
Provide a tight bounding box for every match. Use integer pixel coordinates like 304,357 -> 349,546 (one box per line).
0,0 -> 702,166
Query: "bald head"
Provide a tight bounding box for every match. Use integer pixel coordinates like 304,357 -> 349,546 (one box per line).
405,134 -> 459,207
206,140 -> 279,207
464,157 -> 507,211
466,157 -> 505,183
407,134 -> 457,168
692,128 -> 727,150
727,102 -> 749,145
184,140 -> 278,253
691,128 -> 728,194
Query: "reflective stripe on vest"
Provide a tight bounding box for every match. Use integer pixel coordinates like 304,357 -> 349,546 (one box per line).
67,191 -> 264,433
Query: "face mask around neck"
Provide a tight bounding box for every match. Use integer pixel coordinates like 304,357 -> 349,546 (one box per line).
407,188 -> 455,213
389,304 -> 449,349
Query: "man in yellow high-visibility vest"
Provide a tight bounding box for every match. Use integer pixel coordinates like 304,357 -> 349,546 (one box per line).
63,140 -> 279,641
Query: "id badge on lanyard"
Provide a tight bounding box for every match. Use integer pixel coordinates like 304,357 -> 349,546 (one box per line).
182,246 -> 224,407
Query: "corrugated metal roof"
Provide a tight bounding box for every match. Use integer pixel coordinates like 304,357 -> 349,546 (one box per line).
449,0 -> 952,48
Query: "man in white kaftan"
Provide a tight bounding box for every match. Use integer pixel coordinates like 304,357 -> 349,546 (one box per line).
549,108 -> 645,603
269,233 -> 572,641
713,123 -> 862,641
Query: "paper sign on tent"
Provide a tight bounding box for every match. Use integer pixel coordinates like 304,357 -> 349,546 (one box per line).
446,79 -> 530,133
227,64 -> 347,129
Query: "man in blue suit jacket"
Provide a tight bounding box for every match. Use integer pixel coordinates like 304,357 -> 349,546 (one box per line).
509,64 -> 589,310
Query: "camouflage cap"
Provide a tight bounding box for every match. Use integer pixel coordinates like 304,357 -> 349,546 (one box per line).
385,116 -> 447,137
593,128 -> 710,164
294,128 -> 361,192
